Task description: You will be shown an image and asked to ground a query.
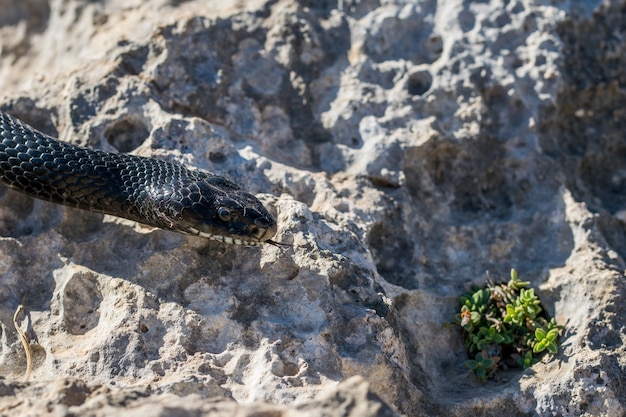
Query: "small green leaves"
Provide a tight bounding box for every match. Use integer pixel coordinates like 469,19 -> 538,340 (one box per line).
517,351 -> 538,369
503,288 -> 542,326
456,269 -> 563,381
508,268 -> 530,291
533,320 -> 563,354
460,288 -> 490,312
465,352 -> 495,382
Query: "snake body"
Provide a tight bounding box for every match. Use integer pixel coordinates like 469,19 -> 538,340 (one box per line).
0,111 -> 277,246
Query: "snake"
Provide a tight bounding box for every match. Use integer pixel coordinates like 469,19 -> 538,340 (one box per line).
0,110 -> 278,246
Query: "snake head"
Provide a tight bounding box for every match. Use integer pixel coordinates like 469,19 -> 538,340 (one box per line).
176,179 -> 277,246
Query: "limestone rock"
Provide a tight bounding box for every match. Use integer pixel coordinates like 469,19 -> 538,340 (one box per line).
0,1 -> 625,416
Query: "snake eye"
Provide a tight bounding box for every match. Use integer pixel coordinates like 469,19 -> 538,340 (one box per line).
218,207 -> 232,222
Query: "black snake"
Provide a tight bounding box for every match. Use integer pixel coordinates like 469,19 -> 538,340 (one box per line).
0,110 -> 277,246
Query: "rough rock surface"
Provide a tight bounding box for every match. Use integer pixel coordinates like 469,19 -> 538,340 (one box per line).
0,0 -> 624,416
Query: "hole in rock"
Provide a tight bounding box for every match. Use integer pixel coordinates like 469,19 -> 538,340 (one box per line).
0,191 -> 62,238
209,151 -> 226,163
367,219 -> 417,290
104,118 -> 149,153
407,71 -> 433,96
62,271 -> 103,335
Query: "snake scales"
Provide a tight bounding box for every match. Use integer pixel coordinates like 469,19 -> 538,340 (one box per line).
0,110 -> 277,246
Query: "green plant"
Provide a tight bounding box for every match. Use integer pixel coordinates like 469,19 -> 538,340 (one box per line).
517,351 -> 538,369
503,288 -> 541,326
465,352 -> 495,382
533,319 -> 561,354
454,268 -> 564,381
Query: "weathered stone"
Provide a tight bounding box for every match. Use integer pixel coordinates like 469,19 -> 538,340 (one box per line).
0,1 -> 624,416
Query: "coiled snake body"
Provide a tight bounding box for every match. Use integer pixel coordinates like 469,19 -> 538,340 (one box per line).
0,111 -> 277,246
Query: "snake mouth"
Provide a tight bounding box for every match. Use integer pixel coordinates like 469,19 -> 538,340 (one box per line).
204,232 -> 263,247
184,227 -> 264,247
184,211 -> 277,247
